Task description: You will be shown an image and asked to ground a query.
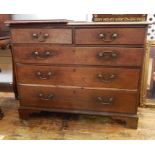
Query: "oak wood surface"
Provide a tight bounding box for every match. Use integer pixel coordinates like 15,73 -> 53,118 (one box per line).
75,27 -> 146,45
11,28 -> 72,44
12,46 -> 144,67
19,85 -> 138,114
16,64 -> 140,89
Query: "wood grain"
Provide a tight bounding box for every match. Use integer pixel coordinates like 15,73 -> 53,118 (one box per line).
19,85 -> 138,114
12,46 -> 144,67
75,27 -> 146,45
11,28 -> 72,44
16,64 -> 140,89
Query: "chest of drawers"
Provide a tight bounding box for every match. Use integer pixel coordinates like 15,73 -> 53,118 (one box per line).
7,20 -> 148,128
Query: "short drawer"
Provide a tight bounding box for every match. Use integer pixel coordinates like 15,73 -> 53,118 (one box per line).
11,28 -> 72,44
75,27 -> 146,45
16,64 -> 140,89
12,46 -> 143,67
19,85 -> 138,114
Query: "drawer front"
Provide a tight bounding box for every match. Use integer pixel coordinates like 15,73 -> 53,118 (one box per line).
17,65 -> 140,89
19,85 -> 138,114
11,28 -> 72,44
75,27 -> 146,45
13,46 -> 143,67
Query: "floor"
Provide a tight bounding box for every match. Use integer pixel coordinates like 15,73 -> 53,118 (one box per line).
0,92 -> 155,140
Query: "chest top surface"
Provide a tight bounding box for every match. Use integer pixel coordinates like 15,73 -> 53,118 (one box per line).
6,20 -> 150,26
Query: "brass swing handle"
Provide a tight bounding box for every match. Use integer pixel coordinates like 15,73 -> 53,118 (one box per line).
32,33 -> 49,42
97,73 -> 117,82
33,51 -> 54,59
36,71 -> 53,80
99,33 -> 119,42
97,96 -> 114,105
38,93 -> 54,101
97,51 -> 118,60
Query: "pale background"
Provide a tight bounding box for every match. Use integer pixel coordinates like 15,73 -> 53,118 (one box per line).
0,0 -> 155,154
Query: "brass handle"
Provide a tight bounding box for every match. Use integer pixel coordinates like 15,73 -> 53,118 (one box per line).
32,33 -> 49,42
97,73 -> 116,82
39,33 -> 49,42
36,71 -> 53,80
32,33 -> 38,38
99,33 -> 119,42
99,33 -> 106,39
33,51 -> 53,59
98,51 -> 118,60
111,33 -> 118,39
43,33 -> 49,38
38,93 -> 54,101
97,96 -> 114,105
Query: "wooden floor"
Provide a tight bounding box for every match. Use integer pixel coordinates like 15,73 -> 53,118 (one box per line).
0,92 -> 155,140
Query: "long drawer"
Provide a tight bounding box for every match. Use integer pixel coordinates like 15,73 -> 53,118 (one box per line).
11,28 -> 72,44
19,85 -> 138,114
75,27 -> 146,45
12,46 -> 143,66
16,64 -> 140,89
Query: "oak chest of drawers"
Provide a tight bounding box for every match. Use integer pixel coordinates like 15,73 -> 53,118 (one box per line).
7,20 -> 148,128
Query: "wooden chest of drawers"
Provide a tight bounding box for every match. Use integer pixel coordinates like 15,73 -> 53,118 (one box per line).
7,20 -> 148,128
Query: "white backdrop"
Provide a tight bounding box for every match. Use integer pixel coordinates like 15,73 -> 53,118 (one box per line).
0,0 -> 155,155
0,0 -> 155,15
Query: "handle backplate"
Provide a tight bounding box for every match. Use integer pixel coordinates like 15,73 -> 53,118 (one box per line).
97,96 -> 114,105
32,32 -> 49,42
99,32 -> 119,42
33,51 -> 53,59
97,73 -> 116,82
97,51 -> 118,60
36,71 -> 53,80
38,93 -> 54,101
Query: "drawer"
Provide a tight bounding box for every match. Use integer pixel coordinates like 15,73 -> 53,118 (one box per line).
12,46 -> 143,67
11,28 -> 72,44
75,27 -> 146,45
19,85 -> 138,114
16,64 -> 140,89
